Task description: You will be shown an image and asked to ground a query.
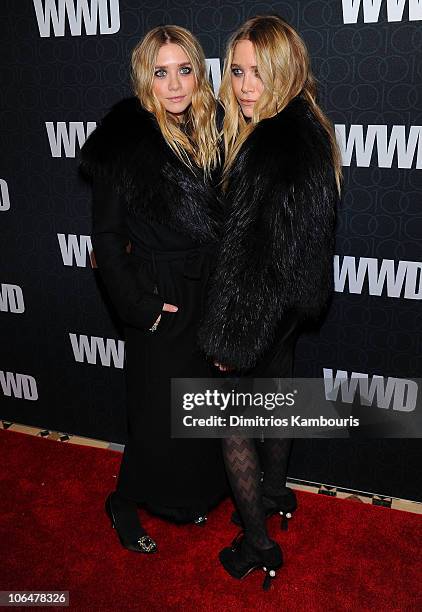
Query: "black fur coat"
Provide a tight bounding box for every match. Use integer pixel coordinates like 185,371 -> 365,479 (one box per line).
197,94 -> 339,371
78,96 -> 223,331
78,96 -> 222,245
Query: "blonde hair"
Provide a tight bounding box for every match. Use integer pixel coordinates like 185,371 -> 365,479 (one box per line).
131,25 -> 219,175
220,15 -> 343,194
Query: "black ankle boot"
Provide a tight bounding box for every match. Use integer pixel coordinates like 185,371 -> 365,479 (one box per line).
264,488 -> 298,530
105,492 -> 157,553
219,531 -> 283,590
231,487 -> 297,530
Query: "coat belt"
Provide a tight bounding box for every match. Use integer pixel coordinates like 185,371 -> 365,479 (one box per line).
130,243 -> 216,280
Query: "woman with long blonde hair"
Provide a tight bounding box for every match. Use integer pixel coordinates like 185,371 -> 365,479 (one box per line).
198,15 -> 341,588
79,25 -> 227,553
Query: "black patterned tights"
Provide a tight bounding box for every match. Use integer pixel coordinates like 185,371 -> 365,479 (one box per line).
221,436 -> 293,549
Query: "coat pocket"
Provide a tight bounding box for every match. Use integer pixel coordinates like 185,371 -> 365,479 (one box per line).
148,284 -> 163,332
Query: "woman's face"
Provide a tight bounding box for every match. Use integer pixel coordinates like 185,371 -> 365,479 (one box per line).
152,42 -> 196,121
230,39 -> 264,118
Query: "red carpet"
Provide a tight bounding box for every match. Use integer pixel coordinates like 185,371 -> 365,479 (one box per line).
1,428 -> 421,611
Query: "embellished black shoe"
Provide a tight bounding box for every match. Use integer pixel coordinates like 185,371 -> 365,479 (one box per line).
219,531 -> 283,590
105,492 -> 157,553
193,514 -> 208,526
231,487 -> 297,531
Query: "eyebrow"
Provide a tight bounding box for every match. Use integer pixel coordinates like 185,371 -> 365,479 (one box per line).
154,62 -> 192,69
231,63 -> 258,69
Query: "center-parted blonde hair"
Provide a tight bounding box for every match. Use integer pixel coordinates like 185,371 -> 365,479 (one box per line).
220,15 -> 343,194
131,25 -> 219,175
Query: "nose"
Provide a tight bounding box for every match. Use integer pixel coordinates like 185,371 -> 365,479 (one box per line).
168,71 -> 182,92
241,72 -> 255,94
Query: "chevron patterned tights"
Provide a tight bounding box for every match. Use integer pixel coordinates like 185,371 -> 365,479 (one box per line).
221,436 -> 293,549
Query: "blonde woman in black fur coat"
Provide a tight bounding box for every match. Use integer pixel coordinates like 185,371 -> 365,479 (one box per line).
79,26 -> 228,554
198,15 -> 342,588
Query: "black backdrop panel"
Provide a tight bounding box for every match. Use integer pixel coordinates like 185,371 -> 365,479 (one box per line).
1,1 -> 421,501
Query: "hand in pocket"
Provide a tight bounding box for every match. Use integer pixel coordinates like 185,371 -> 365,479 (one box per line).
151,302 -> 178,329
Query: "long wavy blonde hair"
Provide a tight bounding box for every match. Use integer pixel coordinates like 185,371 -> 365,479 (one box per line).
131,25 -> 219,175
220,15 -> 343,194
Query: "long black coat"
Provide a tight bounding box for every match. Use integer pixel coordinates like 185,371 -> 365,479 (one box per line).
198,93 -> 339,374
79,97 -> 228,521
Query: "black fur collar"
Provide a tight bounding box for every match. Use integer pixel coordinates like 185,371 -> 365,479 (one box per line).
224,93 -> 333,198
78,96 -> 222,243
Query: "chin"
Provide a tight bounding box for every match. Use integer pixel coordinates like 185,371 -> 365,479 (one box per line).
165,102 -> 190,115
240,106 -> 254,118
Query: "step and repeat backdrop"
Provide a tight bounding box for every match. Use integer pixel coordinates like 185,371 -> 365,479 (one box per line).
1,1 -> 421,500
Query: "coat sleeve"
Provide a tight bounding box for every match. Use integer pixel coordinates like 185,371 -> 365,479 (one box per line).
91,174 -> 165,330
197,119 -> 338,372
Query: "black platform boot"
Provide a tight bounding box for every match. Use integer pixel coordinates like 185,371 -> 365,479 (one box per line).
219,531 -> 283,590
